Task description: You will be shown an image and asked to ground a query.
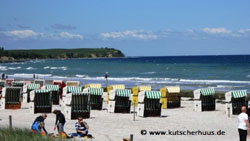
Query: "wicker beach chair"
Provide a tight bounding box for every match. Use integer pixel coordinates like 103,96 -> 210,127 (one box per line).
160,86 -> 181,109
193,88 -> 216,112
225,90 -> 248,115
108,89 -> 132,113
137,91 -> 162,117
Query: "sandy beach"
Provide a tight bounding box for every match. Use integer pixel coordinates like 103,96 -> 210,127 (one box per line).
0,97 -> 244,141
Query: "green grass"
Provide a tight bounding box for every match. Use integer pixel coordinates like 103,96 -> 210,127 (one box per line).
0,128 -> 49,141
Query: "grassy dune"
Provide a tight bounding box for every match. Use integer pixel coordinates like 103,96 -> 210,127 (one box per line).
0,128 -> 48,141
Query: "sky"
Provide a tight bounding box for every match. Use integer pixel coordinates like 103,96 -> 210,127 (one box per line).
0,0 -> 249,56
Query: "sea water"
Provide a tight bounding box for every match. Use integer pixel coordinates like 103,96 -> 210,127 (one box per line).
1,55 -> 250,91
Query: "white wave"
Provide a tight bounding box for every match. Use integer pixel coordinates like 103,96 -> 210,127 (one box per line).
44,66 -> 50,69
8,67 -> 21,70
216,85 -> 243,88
26,67 -> 36,70
140,72 -> 157,75
75,75 -> 88,78
50,66 -> 67,70
180,79 -> 250,84
0,66 -> 8,71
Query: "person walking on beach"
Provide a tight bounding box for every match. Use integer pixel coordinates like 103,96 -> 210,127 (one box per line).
53,110 -> 66,133
238,106 -> 250,141
31,113 -> 48,134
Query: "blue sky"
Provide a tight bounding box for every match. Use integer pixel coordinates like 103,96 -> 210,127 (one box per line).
0,0 -> 249,56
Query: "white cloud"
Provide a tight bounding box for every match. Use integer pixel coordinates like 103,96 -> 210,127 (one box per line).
3,30 -> 41,39
0,30 -> 83,40
100,30 -> 157,40
200,28 -> 232,34
58,32 -> 83,40
238,28 -> 250,33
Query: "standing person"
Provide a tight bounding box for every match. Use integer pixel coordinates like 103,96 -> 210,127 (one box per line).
31,113 -> 48,134
104,72 -> 109,88
72,116 -> 89,137
238,106 -> 250,141
53,110 -> 66,133
1,73 -> 4,80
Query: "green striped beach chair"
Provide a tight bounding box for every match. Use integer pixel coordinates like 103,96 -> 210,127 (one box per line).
24,84 -> 41,103
63,92 -> 90,119
225,90 -> 248,115
30,89 -> 52,114
193,88 -> 216,112
137,91 -> 162,117
45,85 -> 60,105
12,81 -> 25,88
84,87 -> 104,110
108,89 -> 132,113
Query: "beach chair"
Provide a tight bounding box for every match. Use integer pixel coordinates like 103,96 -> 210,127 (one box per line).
225,90 -> 249,116
108,89 -> 132,113
63,92 -> 90,119
23,84 -> 40,103
160,86 -> 181,109
66,81 -> 80,87
61,86 -> 82,110
84,83 -> 102,88
34,79 -> 45,86
137,91 -> 162,117
0,87 -> 22,109
29,89 -> 52,114
107,84 -> 125,104
44,85 -> 60,105
83,87 -> 104,110
12,81 -> 25,88
193,88 -> 216,112
132,85 -> 151,106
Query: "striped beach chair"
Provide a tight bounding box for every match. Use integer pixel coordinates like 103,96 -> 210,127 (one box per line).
83,87 -> 104,110
29,89 -> 52,114
107,84 -> 125,104
34,79 -> 45,86
23,83 -> 41,103
132,85 -> 151,106
12,81 -> 25,88
63,91 -> 90,119
193,88 -> 216,112
45,85 -> 60,105
160,86 -> 181,109
137,91 -> 162,117
108,89 -> 132,113
225,90 -> 248,115
0,87 -> 22,109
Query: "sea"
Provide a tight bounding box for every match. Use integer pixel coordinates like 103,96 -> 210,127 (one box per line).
0,55 -> 250,92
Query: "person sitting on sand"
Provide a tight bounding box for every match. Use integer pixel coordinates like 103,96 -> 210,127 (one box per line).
72,116 -> 89,137
31,114 -> 48,134
53,110 -> 66,133
32,122 -> 47,135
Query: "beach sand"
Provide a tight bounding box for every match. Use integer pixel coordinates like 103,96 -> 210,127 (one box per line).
0,97 -> 244,141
